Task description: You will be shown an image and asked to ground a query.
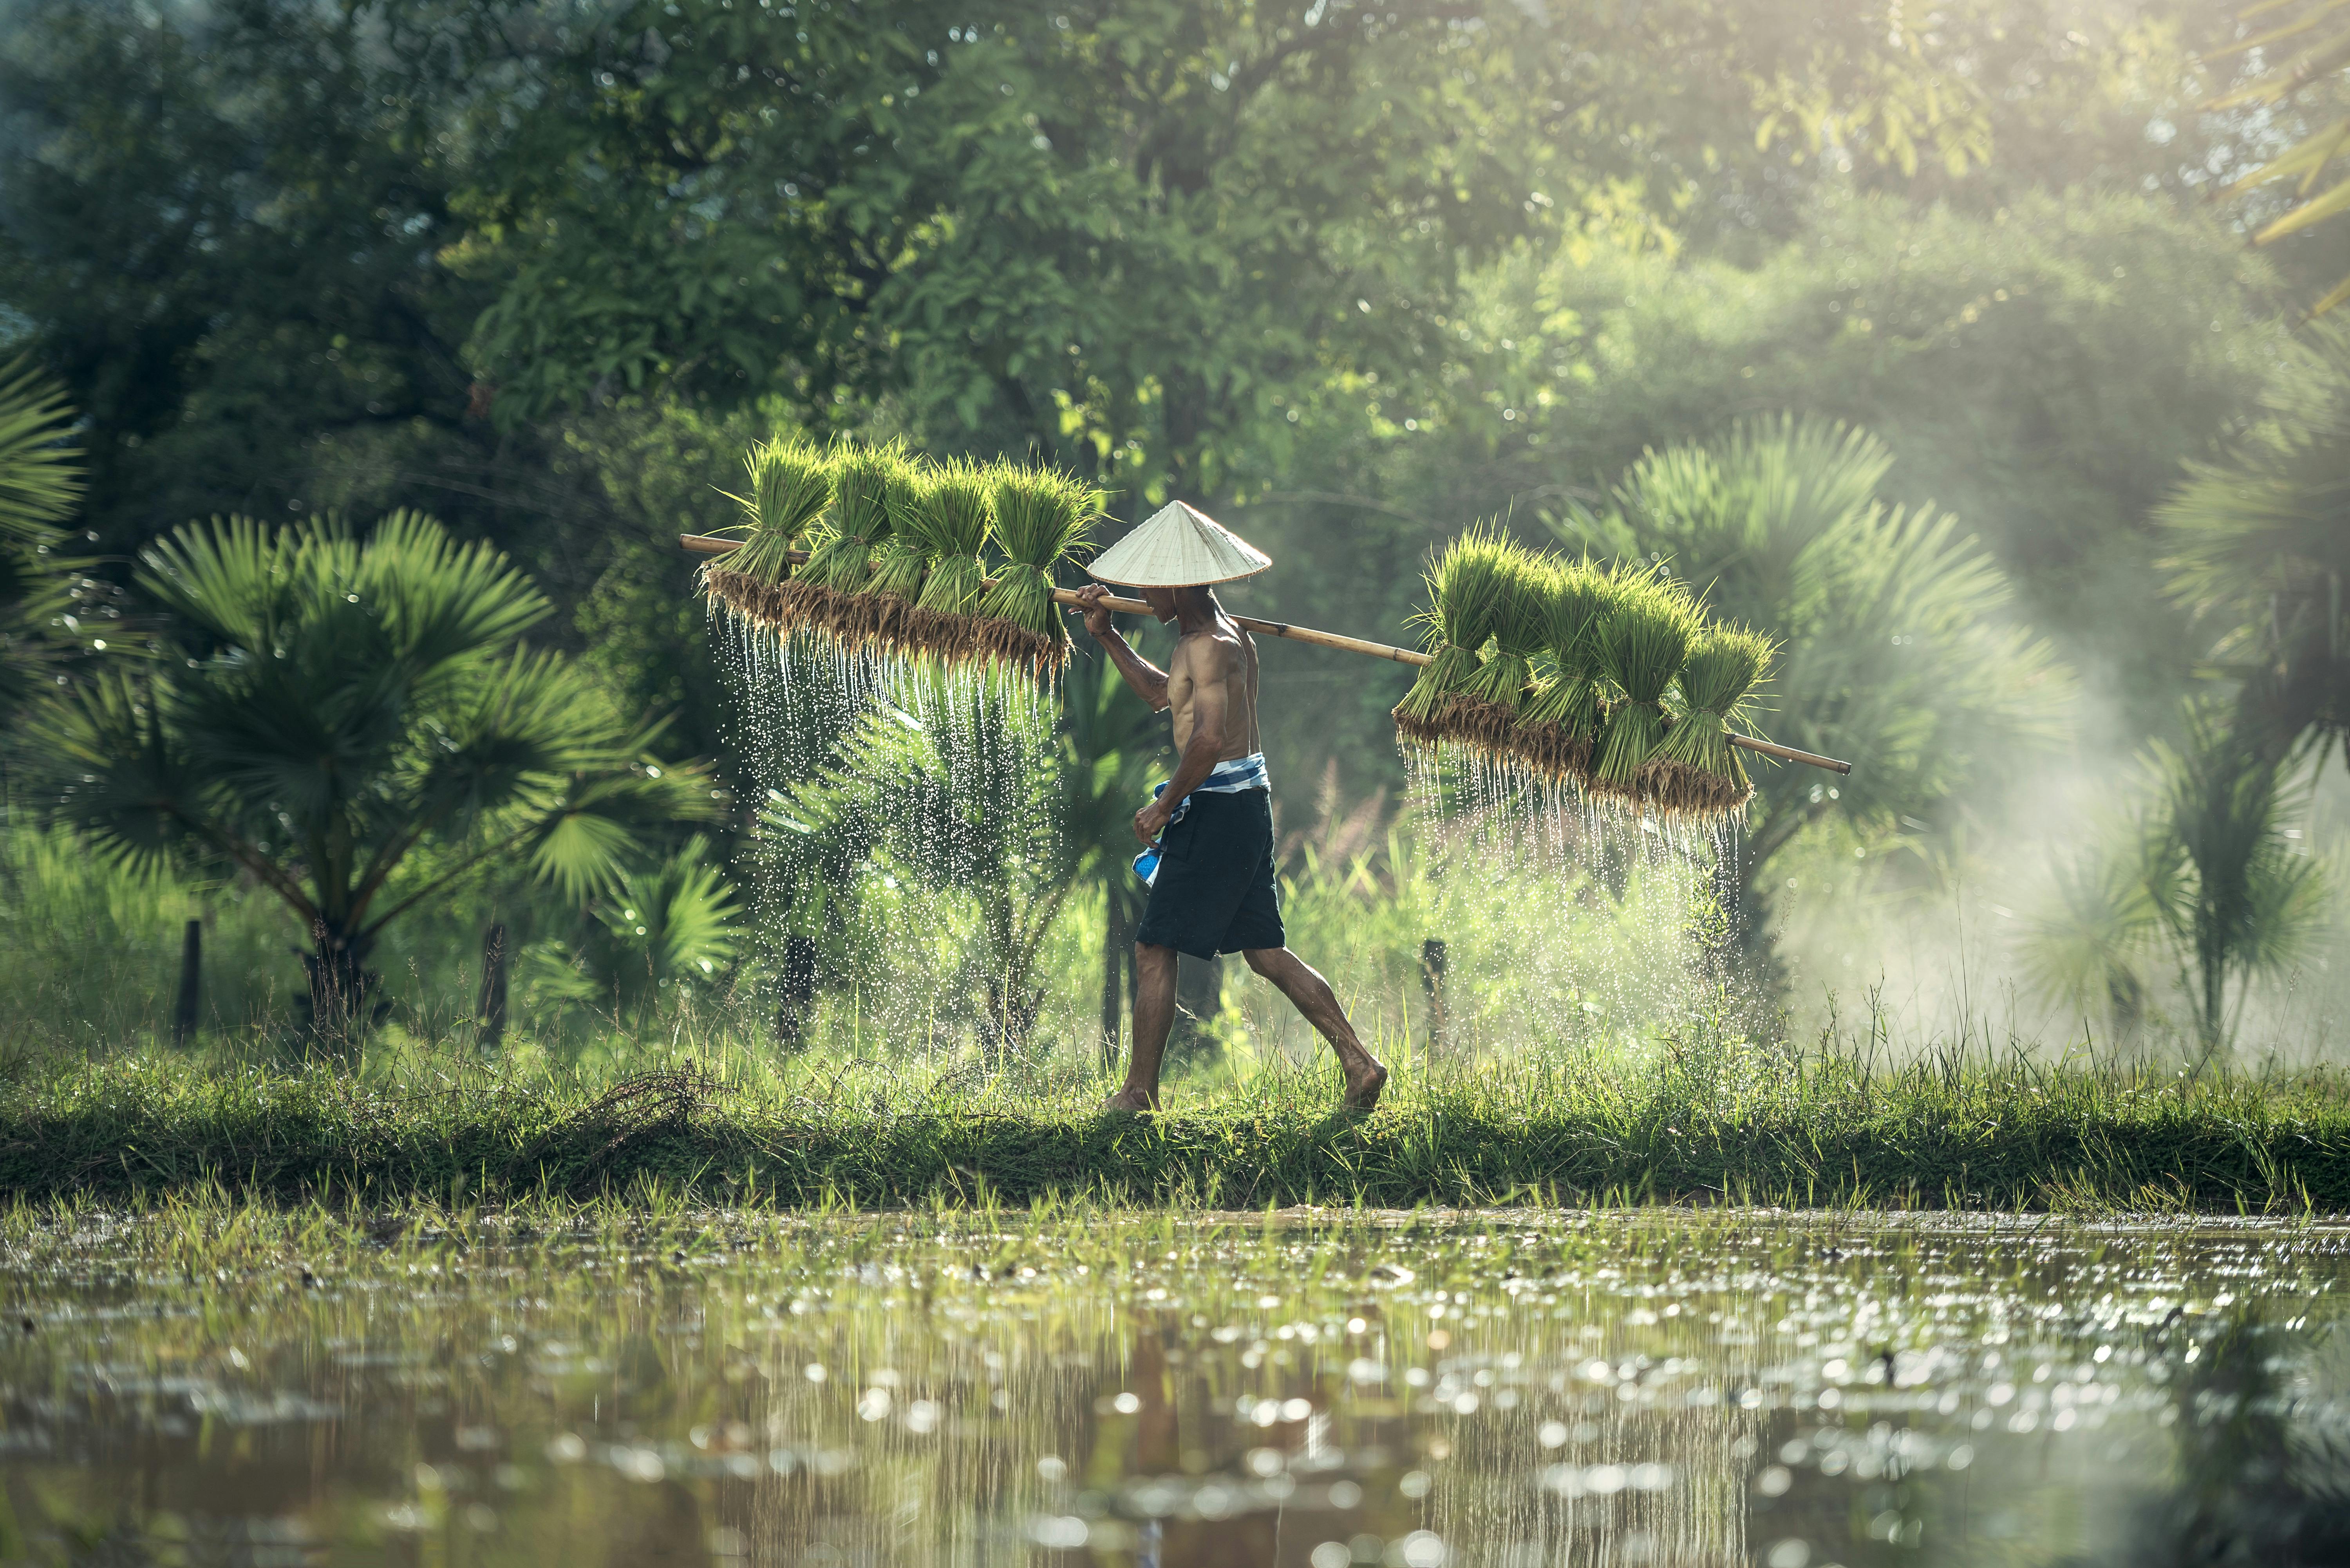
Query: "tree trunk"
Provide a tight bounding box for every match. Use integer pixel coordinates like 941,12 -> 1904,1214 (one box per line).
172,918 -> 202,1047
774,936 -> 819,1050
477,923 -> 510,1052
301,919 -> 381,1060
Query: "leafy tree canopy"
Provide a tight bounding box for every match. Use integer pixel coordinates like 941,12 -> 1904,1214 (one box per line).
37,510 -> 721,1035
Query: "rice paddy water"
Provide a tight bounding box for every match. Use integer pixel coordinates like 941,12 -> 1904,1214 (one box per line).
4,1204 -> 2344,1565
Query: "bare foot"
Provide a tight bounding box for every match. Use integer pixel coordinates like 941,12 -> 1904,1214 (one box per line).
1341,1057 -> 1388,1113
1099,1087 -> 1158,1114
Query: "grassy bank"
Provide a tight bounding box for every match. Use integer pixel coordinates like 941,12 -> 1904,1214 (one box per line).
5,1019 -> 2348,1213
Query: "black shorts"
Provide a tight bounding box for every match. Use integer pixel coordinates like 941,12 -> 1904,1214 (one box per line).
1135,789 -> 1286,960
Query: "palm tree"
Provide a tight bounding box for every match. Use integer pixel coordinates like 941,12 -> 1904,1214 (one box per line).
1552,415 -> 2074,957
2145,706 -> 2329,1062
763,672 -> 1078,1055
758,652 -> 1165,1062
2159,319 -> 2350,767
0,358 -> 83,723
2021,826 -> 2162,1044
527,834 -> 741,1019
40,511 -> 719,1043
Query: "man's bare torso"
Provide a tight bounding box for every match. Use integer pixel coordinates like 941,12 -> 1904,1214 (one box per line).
1166,615 -> 1261,761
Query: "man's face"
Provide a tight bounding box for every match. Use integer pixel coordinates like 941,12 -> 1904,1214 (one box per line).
1141,585 -> 1180,623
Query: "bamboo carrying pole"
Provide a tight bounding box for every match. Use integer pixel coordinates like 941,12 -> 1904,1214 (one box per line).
682,533 -> 1853,775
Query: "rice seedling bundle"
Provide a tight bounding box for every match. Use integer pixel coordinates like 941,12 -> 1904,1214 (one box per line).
863,461 -> 937,650
1591,571 -> 1704,798
704,435 -> 834,636
1393,525 -> 1518,750
1448,546 -> 1556,753
790,441 -> 906,641
1511,560 -> 1620,783
1648,623 -> 1777,817
973,464 -> 1103,676
903,457 -> 996,661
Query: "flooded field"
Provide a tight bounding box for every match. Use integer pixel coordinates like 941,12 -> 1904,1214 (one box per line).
1,1206 -> 2346,1566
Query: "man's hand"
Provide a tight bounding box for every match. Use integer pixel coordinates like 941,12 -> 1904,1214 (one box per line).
1068,581 -> 1116,640
1134,799 -> 1171,847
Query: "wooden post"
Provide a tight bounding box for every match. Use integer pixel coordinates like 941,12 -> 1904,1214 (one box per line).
776,936 -> 819,1050
1420,938 -> 1448,1058
477,923 -> 509,1051
171,919 -> 201,1046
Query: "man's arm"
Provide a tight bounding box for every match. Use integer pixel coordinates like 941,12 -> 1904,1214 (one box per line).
1135,639 -> 1235,845
1069,583 -> 1170,710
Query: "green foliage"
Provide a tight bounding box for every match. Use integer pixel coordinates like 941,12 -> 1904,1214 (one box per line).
0,356 -> 80,547
865,462 -> 934,607
9,1011 -> 2350,1210
527,835 -> 741,1019
907,459 -> 996,619
0,357 -> 83,722
0,1 -> 483,555
1592,571 -> 1703,788
2147,707 -> 2332,1059
1655,624 -> 1779,786
2023,708 -> 2334,1060
726,435 -> 833,586
35,511 -> 720,1037
2159,319 -> 2350,766
1459,547 -> 1555,713
1560,415 -> 2073,939
973,465 -> 1101,667
2204,0 -> 2350,316
1516,562 -> 1621,746
1396,525 -> 1518,726
799,442 -> 904,594
761,679 -> 1076,1050
2024,830 -> 2164,1043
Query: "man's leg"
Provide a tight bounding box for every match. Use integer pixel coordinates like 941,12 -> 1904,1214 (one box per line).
1104,941 -> 1180,1110
1242,947 -> 1388,1110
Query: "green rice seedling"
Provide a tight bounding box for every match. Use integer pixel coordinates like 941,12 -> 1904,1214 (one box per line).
903,457 -> 995,662
864,461 -> 936,650
1393,523 -> 1517,750
1591,568 -> 1703,798
1649,623 -> 1777,819
973,462 -> 1102,677
794,440 -> 907,641
1511,559 -> 1620,784
1450,546 -> 1556,754
704,435 -> 832,636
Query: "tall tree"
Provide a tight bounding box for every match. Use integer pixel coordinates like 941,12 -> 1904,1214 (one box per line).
0,1 -> 489,554
39,512 -> 719,1041
1555,416 -> 2075,959
0,358 -> 84,724
441,0 -> 2002,503
2202,0 -> 2350,316
2144,706 -> 2328,1060
2160,319 -> 2350,768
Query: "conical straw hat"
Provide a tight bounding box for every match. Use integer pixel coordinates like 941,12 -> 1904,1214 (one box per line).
1086,500 -> 1272,587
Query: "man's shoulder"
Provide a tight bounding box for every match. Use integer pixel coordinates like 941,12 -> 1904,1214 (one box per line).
1173,623 -> 1244,664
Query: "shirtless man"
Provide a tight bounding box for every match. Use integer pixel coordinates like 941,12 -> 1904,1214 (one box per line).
1068,502 -> 1387,1113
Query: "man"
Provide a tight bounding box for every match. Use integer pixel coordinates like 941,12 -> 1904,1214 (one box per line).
1068,499 -> 1388,1113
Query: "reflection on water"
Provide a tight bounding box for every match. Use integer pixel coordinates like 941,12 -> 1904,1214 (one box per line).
2,1209 -> 2348,1566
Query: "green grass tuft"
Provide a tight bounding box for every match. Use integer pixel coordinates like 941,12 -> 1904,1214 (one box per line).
1593,569 -> 1703,788
6,1019 -> 2348,1214
722,435 -> 832,585
973,464 -> 1103,671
